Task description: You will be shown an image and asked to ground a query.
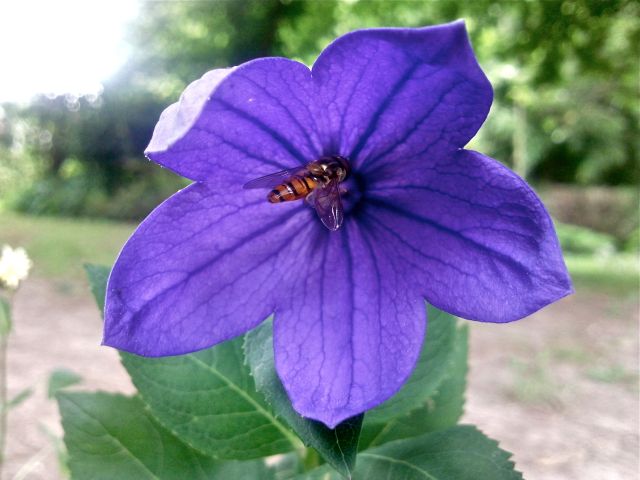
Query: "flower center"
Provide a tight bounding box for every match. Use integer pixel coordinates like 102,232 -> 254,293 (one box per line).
314,155 -> 364,216
339,174 -> 364,215
304,155 -> 361,231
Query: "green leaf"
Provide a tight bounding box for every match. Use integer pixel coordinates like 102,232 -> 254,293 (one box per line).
48,368 -> 83,398
0,297 -> 11,336
41,422 -> 71,477
359,324 -> 468,449
1,387 -> 33,413
121,336 -> 302,460
83,263 -> 110,312
58,392 -> 274,480
413,324 -> 468,431
244,319 -> 362,478
300,425 -> 523,480
363,306 -> 458,424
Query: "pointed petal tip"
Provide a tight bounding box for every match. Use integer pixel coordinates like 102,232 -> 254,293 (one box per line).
100,331 -> 130,355
100,326 -> 129,353
293,403 -> 361,430
144,68 -> 234,167
101,326 -> 209,358
272,228 -> 427,431
554,275 -> 575,303
368,148 -> 573,325
451,276 -> 574,325
103,183 -> 303,360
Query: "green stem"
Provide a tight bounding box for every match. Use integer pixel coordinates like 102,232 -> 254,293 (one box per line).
0,292 -> 12,480
0,332 -> 7,479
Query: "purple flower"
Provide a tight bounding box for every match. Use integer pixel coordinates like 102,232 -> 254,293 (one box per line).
103,21 -> 571,428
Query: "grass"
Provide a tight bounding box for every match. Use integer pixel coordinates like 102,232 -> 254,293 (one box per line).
1,212 -> 638,294
565,253 -> 639,294
0,212 -> 134,280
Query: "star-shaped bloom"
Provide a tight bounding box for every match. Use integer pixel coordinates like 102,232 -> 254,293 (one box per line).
103,21 -> 572,428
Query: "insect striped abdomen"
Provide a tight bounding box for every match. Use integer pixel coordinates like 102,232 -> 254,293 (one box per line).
268,175 -> 317,203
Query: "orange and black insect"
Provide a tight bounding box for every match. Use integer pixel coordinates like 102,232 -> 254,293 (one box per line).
243,155 -> 350,231
267,174 -> 318,203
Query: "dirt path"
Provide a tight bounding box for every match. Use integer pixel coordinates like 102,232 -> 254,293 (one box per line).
4,279 -> 134,480
463,289 -> 639,480
3,278 -> 638,479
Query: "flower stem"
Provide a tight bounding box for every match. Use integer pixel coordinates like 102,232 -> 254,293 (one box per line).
0,332 -> 7,478
0,292 -> 12,480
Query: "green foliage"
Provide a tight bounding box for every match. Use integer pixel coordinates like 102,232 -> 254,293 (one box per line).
121,339 -> 302,460
363,306 -> 458,424
48,368 -> 83,398
83,264 -> 109,310
1,0 -> 638,220
0,298 -> 11,337
13,173 -> 103,217
58,392 -> 275,480
623,227 -> 640,253
0,213 -> 133,280
359,312 -> 468,450
555,222 -> 616,255
564,253 -> 639,293
0,144 -> 42,212
12,165 -> 185,221
1,387 -> 33,414
277,0 -> 639,186
300,426 -> 522,480
244,319 -> 363,478
127,0 -> 301,100
417,326 -> 469,431
83,264 -> 110,312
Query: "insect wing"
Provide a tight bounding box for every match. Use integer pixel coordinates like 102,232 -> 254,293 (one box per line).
311,179 -> 344,231
243,167 -> 304,190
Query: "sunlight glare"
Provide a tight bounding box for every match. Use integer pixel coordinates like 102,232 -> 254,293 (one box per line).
0,0 -> 139,103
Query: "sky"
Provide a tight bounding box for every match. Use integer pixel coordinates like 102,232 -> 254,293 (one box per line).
0,0 -> 139,103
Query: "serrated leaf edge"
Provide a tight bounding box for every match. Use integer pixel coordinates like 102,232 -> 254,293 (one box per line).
121,352 -> 302,460
464,425 -> 524,480
364,323 -> 469,449
58,392 -> 163,480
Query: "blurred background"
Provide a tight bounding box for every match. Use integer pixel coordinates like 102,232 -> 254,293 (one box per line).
0,1 -> 638,479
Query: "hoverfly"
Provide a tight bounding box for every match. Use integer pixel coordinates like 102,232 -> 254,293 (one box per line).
243,155 -> 350,231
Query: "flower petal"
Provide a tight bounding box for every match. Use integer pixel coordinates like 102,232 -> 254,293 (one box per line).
146,58 -> 321,185
103,183 -> 306,356
312,21 -> 492,173
364,149 -> 572,323
145,68 -> 233,159
273,222 -> 426,428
